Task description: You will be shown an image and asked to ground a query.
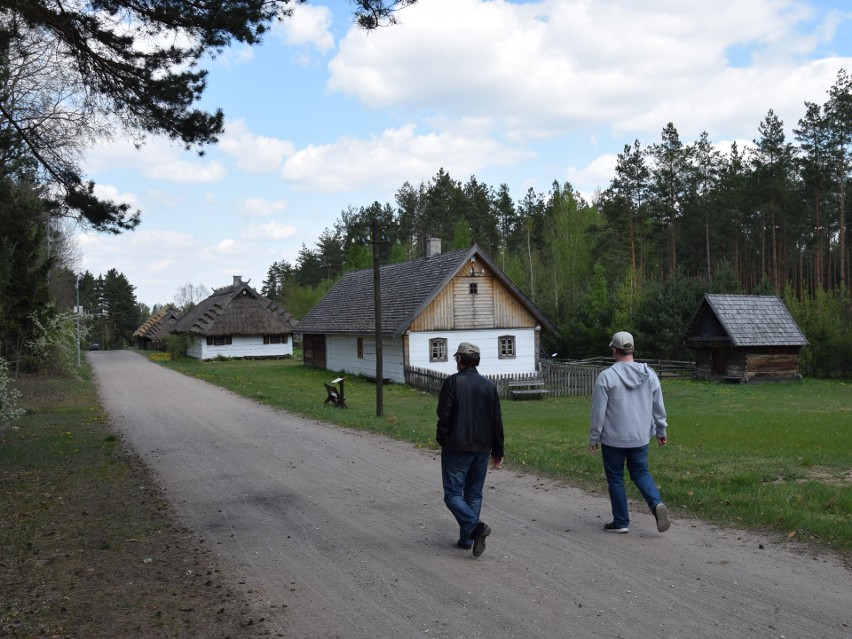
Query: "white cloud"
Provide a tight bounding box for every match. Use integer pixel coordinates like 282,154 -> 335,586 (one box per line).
86,136 -> 226,183
219,119 -> 295,173
92,183 -> 139,209
239,197 -> 288,217
240,221 -> 299,241
275,3 -> 334,53
214,45 -> 255,68
568,153 -> 618,195
328,0 -> 852,141
281,124 -> 530,192
147,158 -> 226,183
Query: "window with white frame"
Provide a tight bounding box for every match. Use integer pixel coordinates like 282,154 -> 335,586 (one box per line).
498,335 -> 516,359
430,338 -> 448,362
207,336 -> 232,346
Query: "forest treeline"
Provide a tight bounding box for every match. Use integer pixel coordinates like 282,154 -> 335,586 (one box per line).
260,70 -> 852,376
2,31 -> 851,376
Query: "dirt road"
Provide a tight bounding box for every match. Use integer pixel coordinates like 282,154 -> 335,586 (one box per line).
90,351 -> 850,638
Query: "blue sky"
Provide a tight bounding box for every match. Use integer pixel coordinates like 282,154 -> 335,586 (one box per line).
76,0 -> 852,308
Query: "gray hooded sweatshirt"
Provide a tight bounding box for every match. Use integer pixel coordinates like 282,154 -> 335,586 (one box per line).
589,361 -> 667,448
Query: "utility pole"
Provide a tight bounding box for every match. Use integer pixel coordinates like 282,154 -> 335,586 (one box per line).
75,274 -> 81,367
371,217 -> 383,417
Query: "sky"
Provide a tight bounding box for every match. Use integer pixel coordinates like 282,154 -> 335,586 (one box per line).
76,0 -> 852,309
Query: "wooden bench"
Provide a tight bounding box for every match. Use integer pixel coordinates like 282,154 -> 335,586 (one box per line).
323,378 -> 347,408
508,379 -> 550,400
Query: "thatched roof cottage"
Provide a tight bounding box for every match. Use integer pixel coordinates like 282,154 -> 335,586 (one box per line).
170,276 -> 298,360
133,303 -> 182,351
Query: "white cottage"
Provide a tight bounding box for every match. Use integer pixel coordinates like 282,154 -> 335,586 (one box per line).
170,276 -> 298,360
296,241 -> 556,382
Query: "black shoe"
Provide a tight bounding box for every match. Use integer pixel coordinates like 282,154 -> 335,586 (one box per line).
456,540 -> 472,550
654,503 -> 670,533
603,522 -> 629,534
471,522 -> 491,557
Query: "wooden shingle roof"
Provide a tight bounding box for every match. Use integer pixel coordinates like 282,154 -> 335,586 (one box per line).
171,277 -> 297,337
296,245 -> 555,338
684,294 -> 808,347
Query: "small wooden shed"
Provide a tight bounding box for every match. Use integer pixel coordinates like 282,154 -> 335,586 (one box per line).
683,294 -> 808,382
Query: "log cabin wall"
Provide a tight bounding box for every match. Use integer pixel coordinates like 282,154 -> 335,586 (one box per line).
745,348 -> 802,380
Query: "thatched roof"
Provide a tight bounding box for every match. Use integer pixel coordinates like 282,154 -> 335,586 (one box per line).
684,294 -> 808,347
133,303 -> 182,340
171,277 -> 297,337
296,245 -> 556,338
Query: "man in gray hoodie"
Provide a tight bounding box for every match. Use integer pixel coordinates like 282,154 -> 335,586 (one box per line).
589,331 -> 670,534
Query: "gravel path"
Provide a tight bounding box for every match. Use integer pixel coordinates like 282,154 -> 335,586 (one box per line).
90,351 -> 851,639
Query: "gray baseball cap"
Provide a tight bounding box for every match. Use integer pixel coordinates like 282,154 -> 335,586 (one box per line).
609,331 -> 635,353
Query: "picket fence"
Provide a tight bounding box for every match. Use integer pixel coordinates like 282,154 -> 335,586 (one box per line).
404,360 -> 603,399
404,357 -> 693,399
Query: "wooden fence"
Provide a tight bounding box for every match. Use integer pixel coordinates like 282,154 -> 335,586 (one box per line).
404,357 -> 693,399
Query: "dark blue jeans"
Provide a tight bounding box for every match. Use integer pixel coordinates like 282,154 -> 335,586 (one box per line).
601,444 -> 662,528
441,450 -> 490,545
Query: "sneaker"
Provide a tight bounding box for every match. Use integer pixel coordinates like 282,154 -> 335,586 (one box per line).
471,522 -> 491,557
456,540 -> 472,550
654,503 -> 670,533
604,523 -> 629,534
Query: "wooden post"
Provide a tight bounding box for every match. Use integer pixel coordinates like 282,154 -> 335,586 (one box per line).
372,217 -> 384,417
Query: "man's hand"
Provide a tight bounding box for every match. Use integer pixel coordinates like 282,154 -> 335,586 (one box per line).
657,436 -> 667,447
588,443 -> 599,454
492,456 -> 504,469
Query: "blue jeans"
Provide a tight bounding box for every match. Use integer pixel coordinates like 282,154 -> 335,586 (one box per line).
601,444 -> 662,528
441,450 -> 490,544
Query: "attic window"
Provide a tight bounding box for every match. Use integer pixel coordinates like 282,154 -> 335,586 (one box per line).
469,283 -> 478,295
430,338 -> 448,362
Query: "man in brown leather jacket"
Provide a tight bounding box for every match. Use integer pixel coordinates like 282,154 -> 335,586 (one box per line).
436,342 -> 504,557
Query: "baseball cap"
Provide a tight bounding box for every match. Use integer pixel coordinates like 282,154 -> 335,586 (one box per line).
453,342 -> 480,356
609,331 -> 635,353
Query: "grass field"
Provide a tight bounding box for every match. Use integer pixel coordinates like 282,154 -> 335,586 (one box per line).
156,354 -> 852,556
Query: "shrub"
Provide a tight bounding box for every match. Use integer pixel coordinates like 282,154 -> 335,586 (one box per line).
0,357 -> 23,425
166,335 -> 189,361
24,305 -> 83,376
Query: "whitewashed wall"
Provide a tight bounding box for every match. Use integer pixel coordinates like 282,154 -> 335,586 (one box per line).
186,335 -> 293,360
408,328 -> 538,377
325,335 -> 405,382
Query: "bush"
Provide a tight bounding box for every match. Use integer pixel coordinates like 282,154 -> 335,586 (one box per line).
0,357 -> 23,424
166,335 -> 189,361
24,305 -> 82,376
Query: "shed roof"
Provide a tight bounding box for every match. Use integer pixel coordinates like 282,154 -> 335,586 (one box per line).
684,294 -> 808,347
296,245 -> 556,338
171,277 -> 297,337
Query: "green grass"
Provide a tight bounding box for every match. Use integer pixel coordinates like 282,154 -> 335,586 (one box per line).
157,355 -> 852,557
1,368 -> 255,637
